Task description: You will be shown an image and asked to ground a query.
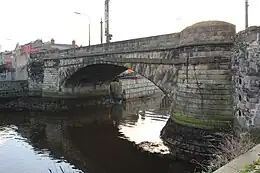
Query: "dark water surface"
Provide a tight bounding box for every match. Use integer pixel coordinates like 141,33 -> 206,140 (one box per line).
0,96 -> 196,173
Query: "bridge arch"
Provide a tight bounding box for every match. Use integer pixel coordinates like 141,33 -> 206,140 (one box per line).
58,59 -> 179,95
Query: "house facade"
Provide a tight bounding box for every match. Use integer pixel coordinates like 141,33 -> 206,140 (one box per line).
0,38 -> 77,81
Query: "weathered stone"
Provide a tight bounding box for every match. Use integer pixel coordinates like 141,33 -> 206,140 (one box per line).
0,80 -> 28,98
233,28 -> 260,132
26,20 -> 235,131
25,20 -> 260,162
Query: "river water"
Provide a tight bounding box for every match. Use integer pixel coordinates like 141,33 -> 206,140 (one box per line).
0,95 -> 197,173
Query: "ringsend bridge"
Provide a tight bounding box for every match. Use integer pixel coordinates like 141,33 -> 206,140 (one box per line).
30,20 -> 235,130
28,20 -> 260,160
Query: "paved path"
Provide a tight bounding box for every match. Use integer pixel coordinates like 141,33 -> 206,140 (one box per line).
213,144 -> 260,173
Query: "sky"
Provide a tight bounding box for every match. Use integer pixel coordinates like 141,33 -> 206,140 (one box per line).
0,0 -> 259,51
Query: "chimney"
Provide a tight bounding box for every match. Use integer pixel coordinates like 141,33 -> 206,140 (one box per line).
51,38 -> 55,45
72,40 -> 76,48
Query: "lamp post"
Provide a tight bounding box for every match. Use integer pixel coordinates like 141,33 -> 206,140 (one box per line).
74,12 -> 91,46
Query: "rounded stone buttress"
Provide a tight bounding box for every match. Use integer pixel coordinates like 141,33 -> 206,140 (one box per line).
161,21 -> 236,162
172,21 -> 236,130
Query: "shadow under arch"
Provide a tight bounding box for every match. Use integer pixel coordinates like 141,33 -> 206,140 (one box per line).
63,63 -> 168,95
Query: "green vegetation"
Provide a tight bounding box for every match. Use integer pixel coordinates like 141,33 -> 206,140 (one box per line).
239,158 -> 260,173
195,133 -> 255,173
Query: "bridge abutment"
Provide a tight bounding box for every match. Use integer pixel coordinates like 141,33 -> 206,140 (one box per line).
171,21 -> 236,130
161,21 -> 236,162
42,66 -> 59,96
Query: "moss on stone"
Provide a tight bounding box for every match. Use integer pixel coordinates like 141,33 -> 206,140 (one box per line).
172,112 -> 231,130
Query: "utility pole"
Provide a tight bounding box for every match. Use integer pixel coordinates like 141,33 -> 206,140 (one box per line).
100,18 -> 103,44
89,22 -> 91,46
245,0 -> 249,29
105,0 -> 112,43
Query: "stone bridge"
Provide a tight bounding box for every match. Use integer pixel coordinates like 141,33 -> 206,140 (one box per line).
28,20 -> 260,160
30,20 -> 235,130
38,21 -> 235,94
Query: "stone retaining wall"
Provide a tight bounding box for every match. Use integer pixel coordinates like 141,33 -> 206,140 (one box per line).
113,76 -> 162,100
47,82 -> 110,98
0,80 -> 28,98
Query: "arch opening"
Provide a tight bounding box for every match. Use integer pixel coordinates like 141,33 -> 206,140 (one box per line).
64,64 -> 127,87
62,64 -> 166,97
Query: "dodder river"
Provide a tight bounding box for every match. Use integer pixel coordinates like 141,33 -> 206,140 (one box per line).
0,95 -> 196,173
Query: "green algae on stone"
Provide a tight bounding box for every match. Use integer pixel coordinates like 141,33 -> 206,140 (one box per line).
171,112 -> 232,130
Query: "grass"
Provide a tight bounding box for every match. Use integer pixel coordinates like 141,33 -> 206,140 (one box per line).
239,158 -> 260,173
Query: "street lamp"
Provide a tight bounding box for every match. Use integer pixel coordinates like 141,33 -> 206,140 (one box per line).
74,12 -> 91,46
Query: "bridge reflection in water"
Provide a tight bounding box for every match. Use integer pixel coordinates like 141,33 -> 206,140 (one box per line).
0,96 -> 197,173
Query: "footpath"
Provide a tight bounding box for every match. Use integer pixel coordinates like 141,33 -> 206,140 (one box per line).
213,144 -> 260,173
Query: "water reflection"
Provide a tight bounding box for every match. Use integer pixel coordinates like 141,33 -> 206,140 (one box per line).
0,95 -> 196,173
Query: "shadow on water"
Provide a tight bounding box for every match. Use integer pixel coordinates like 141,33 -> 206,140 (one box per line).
0,95 -> 197,173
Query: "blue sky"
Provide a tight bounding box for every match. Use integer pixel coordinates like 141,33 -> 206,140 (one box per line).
0,0 -> 259,51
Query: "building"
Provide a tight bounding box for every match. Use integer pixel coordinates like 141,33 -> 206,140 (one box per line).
0,52 -> 3,65
40,39 -> 77,51
21,39 -> 43,54
0,38 -> 77,81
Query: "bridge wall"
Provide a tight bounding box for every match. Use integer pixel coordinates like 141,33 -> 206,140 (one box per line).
28,54 -> 44,96
55,33 -> 180,57
39,21 -> 236,131
233,26 -> 260,132
110,76 -> 162,100
161,21 -> 236,161
172,21 -> 235,130
42,50 -> 179,97
121,77 -> 162,100
50,82 -> 110,98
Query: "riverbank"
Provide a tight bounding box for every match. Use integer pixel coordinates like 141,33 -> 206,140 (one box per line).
0,96 -> 118,112
0,92 -> 165,112
213,144 -> 260,173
